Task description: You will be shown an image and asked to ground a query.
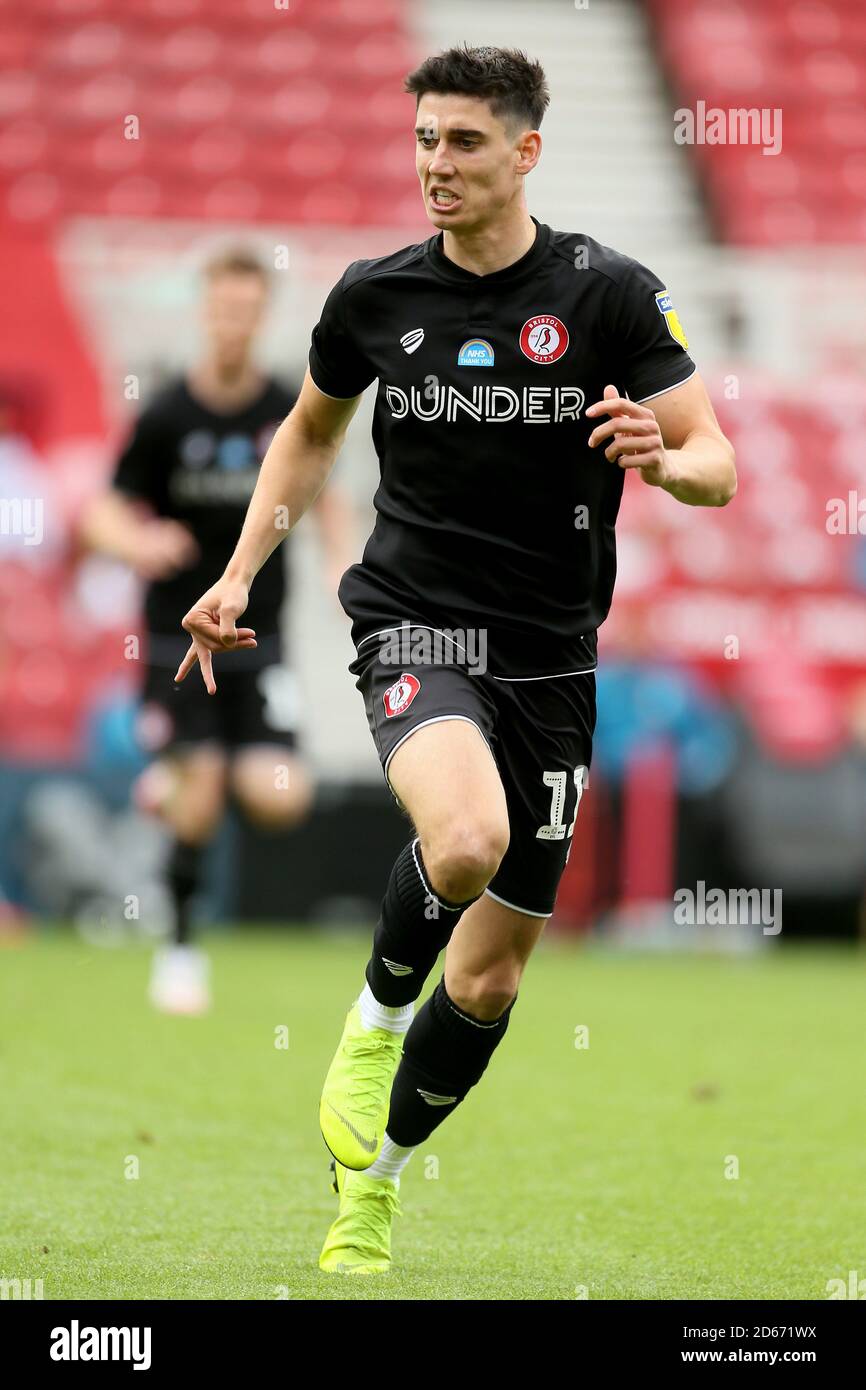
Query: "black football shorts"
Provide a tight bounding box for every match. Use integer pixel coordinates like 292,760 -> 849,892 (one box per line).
136,633 -> 299,755
347,617 -> 596,918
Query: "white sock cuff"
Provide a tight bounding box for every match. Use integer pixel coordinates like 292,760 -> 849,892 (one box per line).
366,1134 -> 416,1182
358,982 -> 414,1034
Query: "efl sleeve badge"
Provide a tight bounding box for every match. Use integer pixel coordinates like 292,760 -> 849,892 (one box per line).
654,290 -> 689,350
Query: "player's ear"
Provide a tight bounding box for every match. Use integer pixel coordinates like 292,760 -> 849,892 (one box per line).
516,129 -> 541,175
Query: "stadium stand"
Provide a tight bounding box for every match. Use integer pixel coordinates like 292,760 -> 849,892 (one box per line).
646,0 -> 866,245
1,0 -> 864,928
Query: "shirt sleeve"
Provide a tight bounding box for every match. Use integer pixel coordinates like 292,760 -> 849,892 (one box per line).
605,258 -> 697,403
308,271 -> 377,400
111,407 -> 165,506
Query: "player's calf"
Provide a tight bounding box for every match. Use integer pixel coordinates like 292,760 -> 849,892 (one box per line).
364,830 -> 505,1011
384,976 -> 517,1149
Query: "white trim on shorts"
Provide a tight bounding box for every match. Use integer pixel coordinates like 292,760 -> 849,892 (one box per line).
491,667 -> 596,682
357,623 -> 596,681
484,887 -> 550,919
383,714 -> 496,799
358,624 -> 471,658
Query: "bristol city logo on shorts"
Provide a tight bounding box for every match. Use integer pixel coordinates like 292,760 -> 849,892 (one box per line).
519,315 -> 570,364
383,672 -> 421,718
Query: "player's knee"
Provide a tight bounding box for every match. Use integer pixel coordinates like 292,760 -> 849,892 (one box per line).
447,968 -> 519,1022
163,757 -> 227,841
425,823 -> 509,903
244,781 -> 313,828
231,753 -> 314,829
172,793 -> 224,842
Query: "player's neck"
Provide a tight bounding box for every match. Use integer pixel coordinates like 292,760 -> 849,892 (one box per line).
187,359 -> 266,415
441,207 -> 537,278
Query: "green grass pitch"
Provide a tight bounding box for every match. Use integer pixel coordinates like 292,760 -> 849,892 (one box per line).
2,928 -> 863,1300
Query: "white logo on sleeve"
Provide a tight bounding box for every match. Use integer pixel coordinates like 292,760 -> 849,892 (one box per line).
400,328 -> 425,355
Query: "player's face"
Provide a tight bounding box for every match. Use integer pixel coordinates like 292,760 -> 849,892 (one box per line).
203,272 -> 267,367
415,93 -> 534,232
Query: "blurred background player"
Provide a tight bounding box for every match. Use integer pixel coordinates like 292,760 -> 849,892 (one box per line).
80,248 -> 355,1013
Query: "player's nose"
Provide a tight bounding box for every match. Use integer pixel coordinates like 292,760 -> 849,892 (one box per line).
427,146 -> 455,177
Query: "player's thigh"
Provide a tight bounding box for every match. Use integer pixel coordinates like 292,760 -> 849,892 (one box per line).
229,744 -> 314,827
388,717 -> 509,872
444,891 -> 547,1018
146,745 -> 229,841
350,642 -> 508,894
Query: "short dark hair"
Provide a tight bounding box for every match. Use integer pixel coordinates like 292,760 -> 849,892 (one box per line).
404,44 -> 550,134
203,247 -> 269,286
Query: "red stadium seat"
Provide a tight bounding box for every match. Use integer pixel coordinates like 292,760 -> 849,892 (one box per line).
647,0 -> 866,244
1,0 -> 419,223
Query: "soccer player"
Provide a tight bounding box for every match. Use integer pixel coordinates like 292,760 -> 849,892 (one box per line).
175,47 -> 736,1268
81,248 -> 354,1014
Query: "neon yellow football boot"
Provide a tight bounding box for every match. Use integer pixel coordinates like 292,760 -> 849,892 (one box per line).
319,1002 -> 404,1170
318,1158 -> 401,1274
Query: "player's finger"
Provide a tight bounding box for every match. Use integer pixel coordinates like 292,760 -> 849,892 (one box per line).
618,451 -> 665,471
219,604 -> 240,646
180,624 -> 256,655
197,643 -> 216,695
585,395 -> 643,419
588,415 -> 655,447
605,433 -> 658,462
182,608 -> 221,644
174,641 -> 199,684
585,385 -> 624,416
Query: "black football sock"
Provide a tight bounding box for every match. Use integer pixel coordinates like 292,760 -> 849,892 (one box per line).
385,977 -> 517,1147
365,838 -> 481,1007
166,839 -> 203,947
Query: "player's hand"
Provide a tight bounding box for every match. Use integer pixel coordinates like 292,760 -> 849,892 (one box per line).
586,384 -> 671,487
175,578 -> 256,695
132,519 -> 200,580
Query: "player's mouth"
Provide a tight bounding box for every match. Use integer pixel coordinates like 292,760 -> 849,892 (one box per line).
429,186 -> 462,214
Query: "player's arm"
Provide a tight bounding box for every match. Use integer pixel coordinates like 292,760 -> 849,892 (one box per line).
586,375 -> 736,507
309,480 -> 356,596
177,370 -> 362,691
80,403 -> 199,577
79,488 -> 199,579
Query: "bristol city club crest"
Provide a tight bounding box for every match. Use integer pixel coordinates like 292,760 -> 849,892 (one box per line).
383,672 -> 421,718
519,314 -> 570,364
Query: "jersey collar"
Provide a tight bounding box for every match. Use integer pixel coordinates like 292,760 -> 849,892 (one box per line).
426,216 -> 550,288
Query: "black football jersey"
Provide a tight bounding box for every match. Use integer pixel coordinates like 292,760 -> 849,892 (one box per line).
112,376 -> 296,640
309,216 -> 695,678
